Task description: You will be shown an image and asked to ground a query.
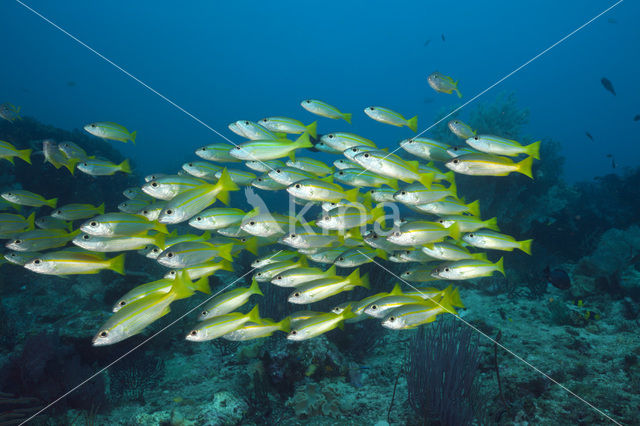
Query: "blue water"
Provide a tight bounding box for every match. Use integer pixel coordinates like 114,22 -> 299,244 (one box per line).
1,0 -> 638,181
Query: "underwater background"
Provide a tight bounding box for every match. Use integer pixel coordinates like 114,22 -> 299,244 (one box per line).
1,0 -> 639,425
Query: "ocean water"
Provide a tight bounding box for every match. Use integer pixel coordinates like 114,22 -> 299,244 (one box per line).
0,1 -> 639,425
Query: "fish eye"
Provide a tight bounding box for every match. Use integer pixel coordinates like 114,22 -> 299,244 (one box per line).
474,136 -> 479,140
293,292 -> 300,297
91,124 -> 97,128
99,330 -> 108,337
452,159 -> 459,164
250,221 -> 256,226
294,184 -> 301,189
196,217 -> 202,221
290,234 -> 296,238
151,182 -> 158,187
364,153 -> 370,158
33,259 -> 41,264
119,301 -> 126,306
167,252 -> 174,258
188,163 -> 193,167
393,231 -> 400,237
244,121 -> 250,125
400,191 -> 406,195
328,134 -> 334,139
261,119 -> 268,123
257,272 -> 262,276
166,209 -> 173,215
338,171 -> 344,175
389,316 -> 395,322
201,310 -> 207,316
338,257 -> 344,261
408,139 -> 415,144
142,210 -> 149,215
305,100 -> 311,104
275,169 -> 281,173
55,210 -> 61,214
369,107 -> 375,111
90,221 -> 97,227
468,233 -> 474,238
152,248 -> 160,254
371,305 -> 377,310
323,216 -> 329,221
169,271 -> 176,276
234,147 -> 240,150
82,234 -> 90,240
257,178 -> 262,182
444,267 -> 450,272
190,330 -> 197,336
241,238 -> 247,242
15,239 -> 22,244
291,330 -> 298,335
372,234 -> 378,239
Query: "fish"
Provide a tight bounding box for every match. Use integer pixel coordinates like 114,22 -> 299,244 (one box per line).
113,276 -> 210,312
320,133 -> 376,152
244,159 -> 286,173
414,197 -> 480,216
77,158 -> 131,176
254,258 -> 307,282
157,169 -> 240,224
214,169 -> 256,186
441,33 -> 445,41
0,212 -> 35,235
381,300 -> 456,330
35,216 -> 72,231
5,229 -> 80,252
364,106 -> 418,132
585,132 -> 594,141
229,133 -> 312,161
287,308 -> 356,340
314,141 -> 343,154
251,250 -> 298,268
235,120 -> 284,141
394,248 -> 434,263
387,220 -> 460,246
333,246 -> 387,268
72,231 -> 165,252
301,99 -> 352,123
43,140 -> 78,175
369,187 -> 396,203
51,203 -> 105,221
431,257 -> 504,280
363,230 -> 406,253
393,182 -> 457,206
0,140 -> 31,164
343,145 -> 380,162
1,189 -> 57,208
634,115 -> 640,122
364,293 -> 431,319
316,205 -> 384,231
271,265 -> 337,288
182,161 -> 222,181
118,199 -> 150,214
544,266 -> 571,290
142,175 -> 208,200
240,211 -> 292,238
58,141 -> 90,161
353,150 -> 433,187
195,143 -> 242,163
286,157 -> 333,176
164,259 -> 233,281
252,174 -> 288,191
424,39 -> 431,47
188,208 -> 246,230
427,72 -> 461,98
123,187 -> 152,201
448,120 -> 476,139
259,117 -> 318,139
198,279 -> 263,320
333,168 -> 399,190
221,318 -> 290,341
93,272 -> 195,346
399,137 -> 452,162
0,103 -> 21,122
156,241 -> 233,268
268,167 -> 316,186
462,230 -> 532,254
185,305 -> 261,342
437,215 -> 499,233
445,153 -> 533,179
286,178 -> 359,203
466,135 -> 541,160
400,266 -> 441,282
447,146 -> 480,157
334,159 -> 362,170
84,122 -> 137,143
80,213 -> 168,237
4,251 -> 42,266
422,241 -> 487,261
600,77 -> 616,96
24,251 -> 125,276
288,269 -> 369,304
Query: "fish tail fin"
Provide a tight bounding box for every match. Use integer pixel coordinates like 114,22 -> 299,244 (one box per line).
370,205 -> 386,224
46,198 -> 58,208
108,253 -> 126,275
418,172 -> 433,189
467,200 -> 481,217
18,149 -> 32,164
130,131 -> 137,144
191,276 -> 211,294
171,271 -> 196,300
407,116 -> 418,132
306,121 -> 318,139
247,305 -> 260,323
65,220 -> 73,232
526,140 -> 541,160
152,233 -> 166,250
375,248 -> 388,261
443,171 -> 456,185
249,278 -> 263,296
447,178 -> 458,199
64,159 -> 79,175
243,236 -> 259,256
454,81 -> 462,98
298,256 -> 309,268
517,156 -> 533,179
471,252 -> 488,260
387,179 -> 399,190
219,259 -> 234,272
495,257 -> 505,276
518,239 -> 533,255
153,222 -> 169,234
390,282 -> 403,295
438,293 -> 458,315
217,243 -> 234,262
277,317 -> 291,333
341,306 -> 357,321
216,168 -> 240,206
295,132 -> 313,149
361,190 -> 373,210
325,264 -> 337,276
26,212 -> 36,231
485,217 -> 500,231
447,221 -> 461,241
449,286 -> 465,308
360,273 -> 371,289
345,188 -> 359,203
119,159 -> 132,174
342,113 -> 352,124
345,268 -> 361,286
5,157 -> 14,165
97,203 -> 105,214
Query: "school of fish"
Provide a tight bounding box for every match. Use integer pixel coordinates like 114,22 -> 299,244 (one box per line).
0,76 -> 540,346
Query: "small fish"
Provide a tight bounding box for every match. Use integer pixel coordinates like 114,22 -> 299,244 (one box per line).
35,216 -> 72,231
182,161 -> 222,181
333,246 -> 387,268
445,153 -> 533,179
544,266 -> 571,290
118,199 -> 150,214
195,143 -> 242,163
251,250 -> 298,268
268,167 -> 316,186
463,230 -> 532,254
240,211 -> 292,238
222,318 -> 290,341
142,175 -> 208,200
4,251 -> 41,266
364,106 -> 418,132
93,272 -> 195,346
84,122 -> 137,144
363,230 -> 406,253
437,215 -> 499,233
393,182 -> 457,206
123,187 -> 152,201
400,266 -> 440,282
431,257 -> 504,280
51,203 -> 105,221
80,213 -> 168,237
24,251 -> 125,276
387,220 -> 459,246
113,275 -> 210,312
381,300 -> 456,330
214,169 -> 256,186
1,189 -> 57,208
334,168 -> 398,190
287,308 -> 356,340
0,212 -> 35,235
188,208 -> 246,230
0,103 -> 21,123
466,135 -> 540,160
198,279 -> 263,320
316,204 -> 384,231
259,117 -> 318,139
0,140 -> 31,164
400,137 -> 452,162
286,178 -> 359,203
288,269 -> 369,304
77,158 -> 131,176
43,140 -> 77,175
164,259 -> 233,281
427,72 -> 461,98
424,39 -> 431,47
230,133 -> 312,161
448,120 -> 476,139
271,265 -> 337,288
320,133 -> 376,152
301,99 -> 352,123
156,241 -> 233,268
73,231 -> 165,252
422,241 -> 486,261
353,150 -> 433,187
585,132 -> 594,141
254,258 -> 307,282
186,305 -> 261,342
245,159 -> 286,173
6,228 -> 80,252
252,174 -> 288,191
414,197 -> 480,216
287,157 -> 333,176
58,141 -> 90,161
600,77 -> 616,96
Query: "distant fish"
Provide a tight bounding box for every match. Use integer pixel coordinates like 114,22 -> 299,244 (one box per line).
441,33 -> 445,41
424,39 -> 431,47
633,115 -> 640,121
0,103 -> 21,123
600,77 -> 616,96
544,266 -> 570,290
606,154 -> 616,169
427,72 -> 461,98
585,131 -> 594,141
84,122 -> 137,144
607,18 -> 617,24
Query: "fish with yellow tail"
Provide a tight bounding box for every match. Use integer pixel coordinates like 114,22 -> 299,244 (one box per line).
259,116 -> 318,139
84,121 -> 137,144
229,133 -> 312,161
301,99 -> 352,123
381,297 -> 457,330
364,106 -> 418,132
1,189 -> 57,208
0,140 -> 31,164
445,153 -> 533,179
462,230 -> 532,254
198,278 -> 263,320
23,251 -> 125,276
466,135 -> 541,160
288,268 -> 370,304
0,103 -> 21,122
113,275 -> 210,313
287,307 -> 357,341
448,119 -> 476,139
427,72 -> 462,98
186,305 -> 261,342
431,257 -> 505,280
222,317 -> 291,341
77,158 -> 131,176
